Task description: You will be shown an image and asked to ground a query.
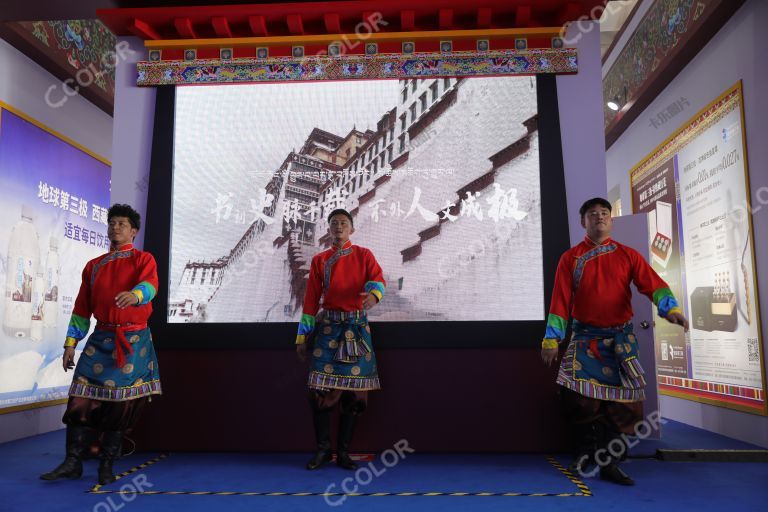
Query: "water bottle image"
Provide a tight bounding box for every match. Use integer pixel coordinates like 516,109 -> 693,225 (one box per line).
31,271 -> 44,342
3,205 -> 40,338
43,236 -> 60,327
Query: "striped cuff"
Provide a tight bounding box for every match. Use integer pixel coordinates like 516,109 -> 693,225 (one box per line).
63,337 -> 78,348
132,281 -> 156,305
656,295 -> 679,318
653,287 -> 679,318
296,313 -> 315,344
543,313 -> 567,342
66,313 -> 90,341
666,306 -> 683,317
541,338 -> 559,349
365,281 -> 385,302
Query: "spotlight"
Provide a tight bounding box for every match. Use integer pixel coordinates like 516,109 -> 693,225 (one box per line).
607,99 -> 620,111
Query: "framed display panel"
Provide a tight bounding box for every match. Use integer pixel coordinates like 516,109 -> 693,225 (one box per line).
630,81 -> 766,415
0,102 -> 111,414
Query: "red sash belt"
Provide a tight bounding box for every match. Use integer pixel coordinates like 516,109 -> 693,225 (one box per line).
96,322 -> 147,368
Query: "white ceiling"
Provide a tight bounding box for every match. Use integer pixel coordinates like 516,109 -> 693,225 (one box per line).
600,0 -> 639,57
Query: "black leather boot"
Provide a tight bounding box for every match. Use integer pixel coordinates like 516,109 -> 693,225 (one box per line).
595,423 -> 634,486
98,431 -> 123,485
336,414 -> 358,470
599,462 -> 635,485
567,422 -> 598,476
40,425 -> 94,480
306,409 -> 333,470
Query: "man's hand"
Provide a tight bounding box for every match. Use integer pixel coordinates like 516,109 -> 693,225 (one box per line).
541,347 -> 559,367
666,311 -> 689,331
360,292 -> 378,310
115,291 -> 139,309
296,343 -> 307,362
62,347 -> 75,371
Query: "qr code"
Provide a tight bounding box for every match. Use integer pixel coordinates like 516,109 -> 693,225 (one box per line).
747,338 -> 760,362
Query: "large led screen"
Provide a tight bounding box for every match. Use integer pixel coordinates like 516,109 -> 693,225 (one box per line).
169,77 -> 543,323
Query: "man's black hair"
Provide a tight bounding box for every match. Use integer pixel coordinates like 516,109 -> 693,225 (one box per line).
108,203 -> 141,230
327,208 -> 354,226
579,197 -> 612,219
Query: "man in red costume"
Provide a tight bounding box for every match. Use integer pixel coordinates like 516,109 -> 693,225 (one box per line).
541,198 -> 688,485
296,208 -> 385,470
41,204 -> 161,485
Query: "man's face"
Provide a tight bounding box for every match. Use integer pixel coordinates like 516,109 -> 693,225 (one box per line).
108,216 -> 137,247
328,214 -> 354,245
581,205 -> 612,239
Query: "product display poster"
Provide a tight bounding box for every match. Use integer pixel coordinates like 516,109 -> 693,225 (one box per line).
631,157 -> 687,379
0,105 -> 110,412
630,82 -> 766,414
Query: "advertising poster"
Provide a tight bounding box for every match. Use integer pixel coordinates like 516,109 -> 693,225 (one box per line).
0,104 -> 111,413
630,82 -> 766,414
631,157 -> 688,379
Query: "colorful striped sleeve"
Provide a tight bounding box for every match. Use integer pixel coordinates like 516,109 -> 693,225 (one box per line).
365,281 -> 385,302
132,252 -> 159,305
544,313 -> 568,342
653,287 -> 681,318
65,263 -> 93,345
296,256 -> 323,345
364,249 -> 386,302
630,247 -> 681,318
296,313 -> 316,345
66,314 -> 91,342
131,281 -> 156,305
542,252 -> 573,344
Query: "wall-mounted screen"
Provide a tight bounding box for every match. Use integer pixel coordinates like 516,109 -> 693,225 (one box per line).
168,77 -> 544,324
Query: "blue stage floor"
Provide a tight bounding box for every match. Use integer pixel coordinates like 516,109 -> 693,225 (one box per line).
2,419 -> 767,512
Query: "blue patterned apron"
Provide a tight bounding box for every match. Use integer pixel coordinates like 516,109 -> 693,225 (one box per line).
69,327 -> 161,401
308,310 -> 380,391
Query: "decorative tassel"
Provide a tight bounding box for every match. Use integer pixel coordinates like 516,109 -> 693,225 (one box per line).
334,338 -> 368,363
620,357 -> 647,388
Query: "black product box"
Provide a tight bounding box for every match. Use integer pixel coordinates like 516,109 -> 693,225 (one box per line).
690,286 -> 737,332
